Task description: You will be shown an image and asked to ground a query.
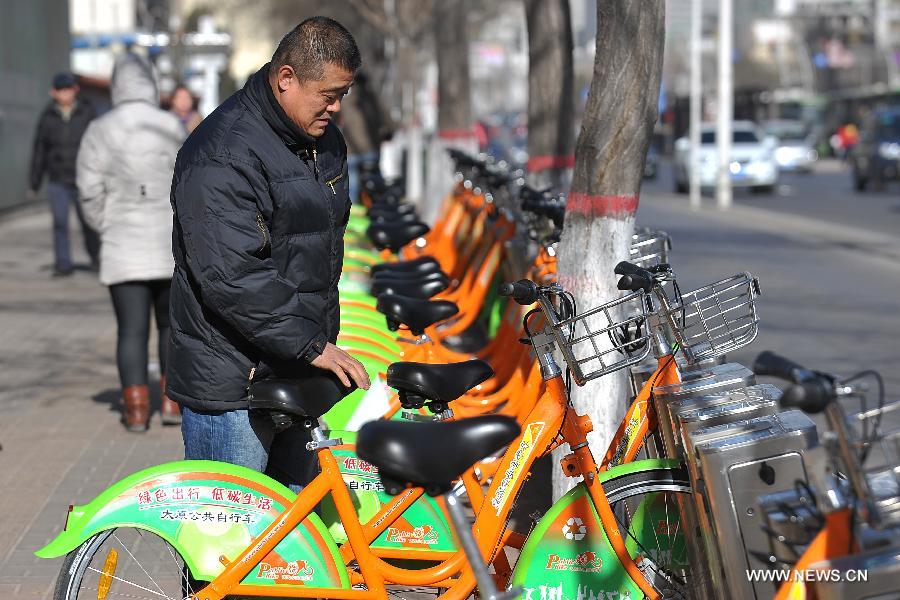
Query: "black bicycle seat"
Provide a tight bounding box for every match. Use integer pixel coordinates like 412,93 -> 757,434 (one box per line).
371,267 -> 447,283
248,374 -> 356,424
370,256 -> 441,276
387,360 -> 494,405
368,203 -> 418,218
370,276 -> 448,300
367,222 -> 430,253
375,293 -> 459,335
357,416 -> 520,495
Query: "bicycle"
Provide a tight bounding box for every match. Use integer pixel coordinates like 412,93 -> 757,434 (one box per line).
39,271 -> 730,600
750,352 -> 900,600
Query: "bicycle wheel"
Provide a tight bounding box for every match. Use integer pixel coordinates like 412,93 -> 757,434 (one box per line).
53,528 -> 197,600
602,465 -> 713,600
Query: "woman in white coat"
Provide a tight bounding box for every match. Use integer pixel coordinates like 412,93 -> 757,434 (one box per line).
77,53 -> 187,432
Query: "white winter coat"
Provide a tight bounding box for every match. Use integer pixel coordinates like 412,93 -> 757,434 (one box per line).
77,53 -> 186,285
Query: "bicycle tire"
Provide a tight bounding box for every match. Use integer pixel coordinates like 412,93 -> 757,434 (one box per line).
602,465 -> 713,600
53,528 -> 197,600
512,463 -> 710,600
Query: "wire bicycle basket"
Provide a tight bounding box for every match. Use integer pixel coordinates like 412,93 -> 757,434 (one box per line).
841,395 -> 900,527
549,291 -> 653,386
630,227 -> 672,269
668,272 -> 761,363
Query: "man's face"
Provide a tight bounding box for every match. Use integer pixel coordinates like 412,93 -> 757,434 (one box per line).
50,86 -> 78,107
273,62 -> 354,138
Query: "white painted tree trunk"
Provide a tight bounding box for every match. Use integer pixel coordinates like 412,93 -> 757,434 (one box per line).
550,3 -> 664,500
553,215 -> 635,497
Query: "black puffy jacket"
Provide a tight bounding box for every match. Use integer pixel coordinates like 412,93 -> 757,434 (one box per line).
29,100 -> 96,189
168,64 -> 350,411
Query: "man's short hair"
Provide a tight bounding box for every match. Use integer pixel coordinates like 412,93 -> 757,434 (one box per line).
270,17 -> 361,81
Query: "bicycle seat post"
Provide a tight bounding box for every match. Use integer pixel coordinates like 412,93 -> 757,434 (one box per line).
443,484 -> 522,600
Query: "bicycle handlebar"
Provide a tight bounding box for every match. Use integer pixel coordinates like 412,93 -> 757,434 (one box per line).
753,351 -> 835,414
617,273 -> 654,293
779,380 -> 834,414
753,350 -> 819,383
497,279 -> 540,305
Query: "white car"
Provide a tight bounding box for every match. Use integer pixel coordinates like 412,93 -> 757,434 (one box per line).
764,119 -> 818,173
673,122 -> 779,193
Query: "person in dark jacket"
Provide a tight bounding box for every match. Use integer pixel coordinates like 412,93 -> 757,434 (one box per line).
29,73 -> 101,276
169,17 -> 370,485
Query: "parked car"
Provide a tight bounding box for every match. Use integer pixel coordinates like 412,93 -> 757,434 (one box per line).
763,119 -> 818,172
672,121 -> 779,194
849,108 -> 900,191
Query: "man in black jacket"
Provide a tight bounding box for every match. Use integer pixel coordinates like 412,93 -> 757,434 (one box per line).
169,17 -> 370,483
29,73 -> 100,276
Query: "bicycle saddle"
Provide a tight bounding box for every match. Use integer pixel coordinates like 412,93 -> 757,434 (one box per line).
367,222 -> 430,253
368,203 -> 418,218
375,293 -> 459,335
368,210 -> 420,225
356,415 -> 520,496
370,256 -> 441,276
371,266 -> 447,282
387,359 -> 494,405
370,275 -> 449,300
247,374 -> 356,428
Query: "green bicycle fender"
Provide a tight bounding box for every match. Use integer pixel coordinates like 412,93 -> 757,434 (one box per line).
319,431 -> 458,552
35,460 -> 350,589
339,290 -> 378,307
344,248 -> 380,265
340,311 -> 390,329
339,319 -> 397,341
321,357 -> 392,430
510,458 -> 683,598
337,338 -> 400,361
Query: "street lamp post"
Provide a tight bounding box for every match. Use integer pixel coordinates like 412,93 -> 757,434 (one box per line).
689,0 -> 702,210
716,0 -> 733,209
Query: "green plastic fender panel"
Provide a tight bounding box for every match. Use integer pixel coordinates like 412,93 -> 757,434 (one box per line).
510,459 -> 687,599
35,461 -> 350,589
321,370 -> 394,431
320,432 -> 457,553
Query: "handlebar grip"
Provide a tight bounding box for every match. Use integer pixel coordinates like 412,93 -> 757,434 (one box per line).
615,261 -> 645,276
617,273 -> 653,293
498,280 -> 539,305
753,351 -> 818,383
779,381 -> 834,414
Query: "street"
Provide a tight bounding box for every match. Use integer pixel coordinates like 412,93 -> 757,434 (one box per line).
645,157 -> 900,240
0,158 -> 898,598
640,158 -> 900,392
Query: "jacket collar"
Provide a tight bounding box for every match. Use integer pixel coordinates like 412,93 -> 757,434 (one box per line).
245,63 -> 316,152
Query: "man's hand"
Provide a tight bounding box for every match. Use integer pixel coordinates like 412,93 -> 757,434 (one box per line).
310,343 -> 371,390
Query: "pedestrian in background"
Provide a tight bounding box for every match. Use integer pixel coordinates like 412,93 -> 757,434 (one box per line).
168,84 -> 202,134
76,53 -> 187,432
338,70 -> 395,202
28,72 -> 101,276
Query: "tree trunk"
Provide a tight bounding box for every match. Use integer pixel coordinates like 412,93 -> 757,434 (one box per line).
524,0 -> 574,190
425,0 -> 476,222
434,0 -> 471,133
553,2 -> 665,498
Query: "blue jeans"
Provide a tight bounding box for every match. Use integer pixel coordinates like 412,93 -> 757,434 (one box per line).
182,407 -> 316,493
46,182 -> 100,271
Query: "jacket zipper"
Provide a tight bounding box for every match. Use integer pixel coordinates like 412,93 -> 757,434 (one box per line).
324,173 -> 343,195
312,147 -> 319,179
256,213 -> 270,253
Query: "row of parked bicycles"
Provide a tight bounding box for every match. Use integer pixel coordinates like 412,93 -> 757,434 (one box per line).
37,151 -> 899,599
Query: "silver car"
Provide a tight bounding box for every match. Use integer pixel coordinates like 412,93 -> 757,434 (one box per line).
673,121 -> 779,193
763,119 -> 818,173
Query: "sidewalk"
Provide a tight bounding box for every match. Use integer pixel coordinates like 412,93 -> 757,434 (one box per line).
0,207 -> 183,598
